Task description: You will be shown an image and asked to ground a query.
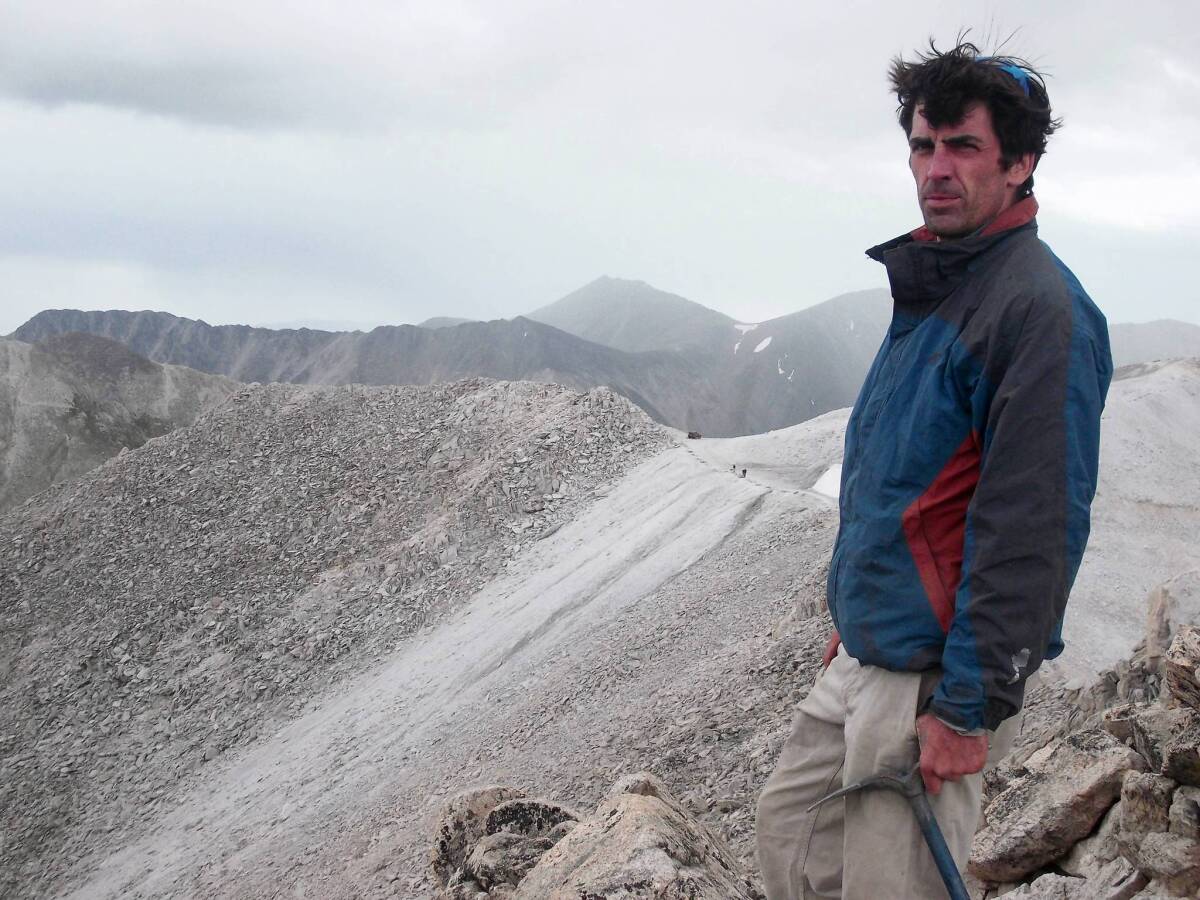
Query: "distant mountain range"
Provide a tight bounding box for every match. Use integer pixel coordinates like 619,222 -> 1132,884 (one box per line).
11,281 -> 891,436
10,277 -> 1199,438
0,332 -> 236,513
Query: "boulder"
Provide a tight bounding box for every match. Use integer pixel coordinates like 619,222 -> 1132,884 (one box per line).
432,786 -> 528,887
1007,873 -> 1081,898
1103,704 -> 1141,745
510,773 -> 756,899
970,729 -> 1147,882
1168,786 -> 1200,839
465,832 -> 556,890
457,797 -> 581,890
1160,722 -> 1200,788
1131,832 -> 1200,897
1081,858 -> 1152,900
1101,704 -> 1197,774
1164,626 -> 1200,711
1146,573 -> 1200,675
1061,801 -> 1122,878
1117,773 -> 1176,857
1006,859 -> 1148,899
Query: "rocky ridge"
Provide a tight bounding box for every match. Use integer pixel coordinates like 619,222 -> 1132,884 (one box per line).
0,378 -> 668,896
10,308 -> 724,431
0,333 -> 237,513
969,623 -> 1200,898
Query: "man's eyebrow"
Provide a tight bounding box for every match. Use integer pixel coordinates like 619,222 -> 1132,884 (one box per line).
908,136 -> 934,149
943,134 -> 984,146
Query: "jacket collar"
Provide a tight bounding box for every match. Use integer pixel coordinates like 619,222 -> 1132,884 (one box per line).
866,197 -> 1039,308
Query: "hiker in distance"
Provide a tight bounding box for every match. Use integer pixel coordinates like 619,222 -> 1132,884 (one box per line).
755,40 -> 1113,898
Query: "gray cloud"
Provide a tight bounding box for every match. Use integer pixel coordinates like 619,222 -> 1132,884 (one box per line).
0,57 -> 301,128
0,1 -> 577,131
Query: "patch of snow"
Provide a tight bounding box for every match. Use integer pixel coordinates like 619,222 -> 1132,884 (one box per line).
777,359 -> 785,375
754,336 -> 773,353
812,464 -> 842,499
734,323 -> 759,334
849,319 -> 855,332
676,408 -> 850,494
787,370 -> 795,382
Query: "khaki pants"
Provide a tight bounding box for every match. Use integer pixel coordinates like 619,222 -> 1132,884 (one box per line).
755,646 -> 1021,899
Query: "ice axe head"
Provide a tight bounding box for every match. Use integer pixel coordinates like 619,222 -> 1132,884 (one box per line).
805,766 -> 925,812
806,764 -> 970,900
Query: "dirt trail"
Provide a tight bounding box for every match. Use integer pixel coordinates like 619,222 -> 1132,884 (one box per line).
62,444 -> 796,898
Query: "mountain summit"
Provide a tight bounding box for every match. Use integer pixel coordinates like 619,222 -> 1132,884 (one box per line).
527,276 -> 735,354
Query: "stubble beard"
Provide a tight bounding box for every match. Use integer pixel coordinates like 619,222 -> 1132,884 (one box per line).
921,205 -> 974,240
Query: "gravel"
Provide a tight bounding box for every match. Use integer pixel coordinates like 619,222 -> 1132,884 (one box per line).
0,378 -> 667,897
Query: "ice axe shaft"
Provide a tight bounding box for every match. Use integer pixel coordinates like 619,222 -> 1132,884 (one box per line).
806,765 -> 969,900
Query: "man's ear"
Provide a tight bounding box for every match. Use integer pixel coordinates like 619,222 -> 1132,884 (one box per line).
1006,152 -> 1036,189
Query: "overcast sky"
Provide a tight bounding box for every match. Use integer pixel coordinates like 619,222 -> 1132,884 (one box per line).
1,0 -> 1197,335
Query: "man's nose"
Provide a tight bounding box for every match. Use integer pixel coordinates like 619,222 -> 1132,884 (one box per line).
927,144 -> 955,180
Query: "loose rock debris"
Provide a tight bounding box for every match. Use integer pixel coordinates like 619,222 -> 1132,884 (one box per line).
0,378 -> 667,896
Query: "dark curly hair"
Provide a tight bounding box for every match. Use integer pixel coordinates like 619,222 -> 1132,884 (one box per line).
890,40 -> 1061,198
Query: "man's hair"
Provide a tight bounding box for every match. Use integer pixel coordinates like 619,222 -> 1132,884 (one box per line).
889,40 -> 1061,198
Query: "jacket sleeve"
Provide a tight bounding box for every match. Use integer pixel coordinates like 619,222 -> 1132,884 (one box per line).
929,293 -> 1112,732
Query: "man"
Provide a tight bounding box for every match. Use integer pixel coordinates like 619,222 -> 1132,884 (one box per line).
755,41 -> 1112,898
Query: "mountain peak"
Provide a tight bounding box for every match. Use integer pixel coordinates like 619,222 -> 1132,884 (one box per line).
527,277 -> 734,354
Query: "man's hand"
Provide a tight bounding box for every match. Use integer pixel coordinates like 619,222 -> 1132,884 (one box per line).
915,713 -> 988,795
821,630 -> 840,668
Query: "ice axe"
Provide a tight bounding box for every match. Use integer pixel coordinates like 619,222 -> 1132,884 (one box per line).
806,764 -> 969,900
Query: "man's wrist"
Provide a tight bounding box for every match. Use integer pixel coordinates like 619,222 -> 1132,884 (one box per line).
919,691 -> 992,736
932,714 -> 987,738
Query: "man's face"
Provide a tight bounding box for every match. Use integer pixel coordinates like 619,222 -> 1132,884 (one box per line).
908,102 -> 1032,239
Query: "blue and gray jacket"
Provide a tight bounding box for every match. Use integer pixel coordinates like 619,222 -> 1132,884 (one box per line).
828,197 -> 1113,731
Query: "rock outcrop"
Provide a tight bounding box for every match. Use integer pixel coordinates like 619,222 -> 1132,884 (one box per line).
1147,573 -> 1200,674
972,730 -> 1147,881
432,790 -> 581,896
1165,626 -> 1200,714
433,773 -> 760,899
972,626 -> 1200,897
432,786 -> 529,888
